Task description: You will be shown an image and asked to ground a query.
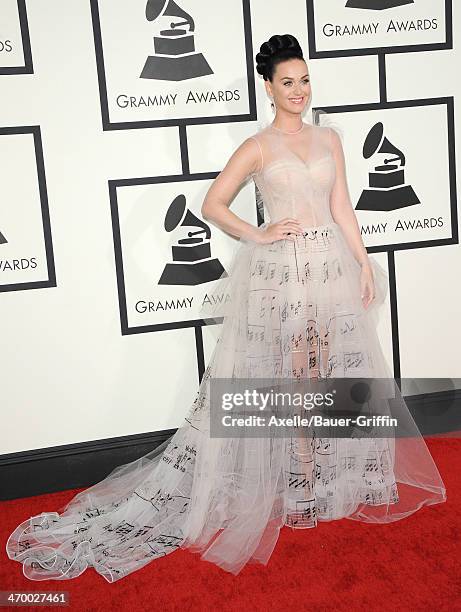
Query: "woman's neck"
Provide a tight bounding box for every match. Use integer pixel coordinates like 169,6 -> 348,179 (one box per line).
270,117 -> 305,134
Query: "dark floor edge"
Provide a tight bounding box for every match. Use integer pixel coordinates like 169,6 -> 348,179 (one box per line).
0,428 -> 177,501
1,389 -> 460,501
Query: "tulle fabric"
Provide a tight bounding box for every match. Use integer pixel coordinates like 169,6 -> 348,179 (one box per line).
6,119 -> 446,582
6,222 -> 446,583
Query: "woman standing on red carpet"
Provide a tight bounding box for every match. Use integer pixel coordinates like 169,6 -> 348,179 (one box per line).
6,33 -> 446,582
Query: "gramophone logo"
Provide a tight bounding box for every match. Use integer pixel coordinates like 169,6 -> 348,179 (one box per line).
0,231 -> 6,244
355,122 -> 420,212
158,194 -> 227,285
345,0 -> 414,8
140,0 -> 213,81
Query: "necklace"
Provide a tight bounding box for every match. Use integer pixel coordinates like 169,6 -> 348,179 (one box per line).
270,121 -> 305,134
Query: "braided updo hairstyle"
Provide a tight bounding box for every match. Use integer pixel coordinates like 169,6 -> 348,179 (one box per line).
255,34 -> 305,82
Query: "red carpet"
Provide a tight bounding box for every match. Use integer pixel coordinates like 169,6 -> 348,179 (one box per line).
1,437 -> 459,612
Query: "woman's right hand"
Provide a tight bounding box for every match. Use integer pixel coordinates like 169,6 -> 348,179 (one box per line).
255,218 -> 304,244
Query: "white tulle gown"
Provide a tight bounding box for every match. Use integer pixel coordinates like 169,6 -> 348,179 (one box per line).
6,118 -> 446,583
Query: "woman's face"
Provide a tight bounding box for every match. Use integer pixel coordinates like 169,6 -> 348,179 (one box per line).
265,58 -> 311,115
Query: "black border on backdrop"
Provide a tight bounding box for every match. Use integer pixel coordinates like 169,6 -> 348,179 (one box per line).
91,0 -> 257,131
0,126 -> 56,292
316,96 -> 458,254
315,96 -> 457,379
109,170 -> 226,336
0,0 -> 33,75
306,0 -> 453,59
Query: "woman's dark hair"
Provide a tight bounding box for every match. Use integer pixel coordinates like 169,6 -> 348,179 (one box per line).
255,34 -> 305,82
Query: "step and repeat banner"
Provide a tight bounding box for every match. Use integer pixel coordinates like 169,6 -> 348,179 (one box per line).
0,0 -> 459,453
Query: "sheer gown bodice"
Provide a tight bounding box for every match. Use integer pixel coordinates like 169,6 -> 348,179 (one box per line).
248,122 -> 338,228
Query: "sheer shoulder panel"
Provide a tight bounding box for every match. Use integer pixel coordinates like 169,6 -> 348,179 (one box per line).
201,136 -> 260,217
248,135 -> 264,175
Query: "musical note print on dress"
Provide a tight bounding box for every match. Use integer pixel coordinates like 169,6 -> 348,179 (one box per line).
6,120 -> 446,582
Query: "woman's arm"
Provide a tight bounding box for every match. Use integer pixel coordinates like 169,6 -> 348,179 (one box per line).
328,127 -> 371,269
328,127 -> 376,308
201,137 -> 265,243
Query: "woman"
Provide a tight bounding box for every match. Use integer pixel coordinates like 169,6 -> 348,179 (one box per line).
6,34 -> 446,583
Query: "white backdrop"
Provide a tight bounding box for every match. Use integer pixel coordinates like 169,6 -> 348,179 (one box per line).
1,0 -> 460,454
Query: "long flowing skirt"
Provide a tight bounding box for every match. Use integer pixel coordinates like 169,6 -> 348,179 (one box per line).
6,222 -> 446,582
